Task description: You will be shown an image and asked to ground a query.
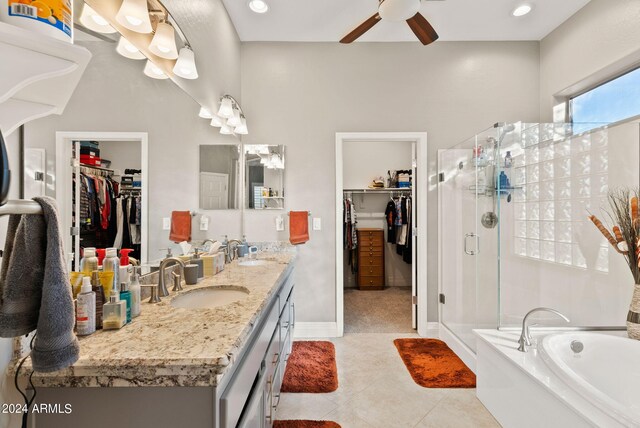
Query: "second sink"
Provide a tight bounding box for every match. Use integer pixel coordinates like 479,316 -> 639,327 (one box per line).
171,286 -> 250,309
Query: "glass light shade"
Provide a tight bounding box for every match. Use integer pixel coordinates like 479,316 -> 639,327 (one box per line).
143,60 -> 169,80
234,117 -> 248,135
198,107 -> 213,119
149,22 -> 179,60
248,0 -> 269,13
378,0 -> 420,21
210,115 -> 224,127
227,109 -> 242,127
116,36 -> 145,60
260,155 -> 268,164
80,4 -> 116,34
116,0 -> 153,33
218,97 -> 234,118
220,124 -> 234,135
173,47 -> 198,79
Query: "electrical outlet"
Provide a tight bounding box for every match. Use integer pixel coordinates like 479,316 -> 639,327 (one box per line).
163,217 -> 171,230
313,217 -> 322,231
275,215 -> 285,231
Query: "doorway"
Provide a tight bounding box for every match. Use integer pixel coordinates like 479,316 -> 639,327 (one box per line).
55,132 -> 149,268
335,132 -> 428,337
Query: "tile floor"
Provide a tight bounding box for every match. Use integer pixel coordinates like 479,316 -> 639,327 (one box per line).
344,288 -> 413,334
276,332 -> 500,428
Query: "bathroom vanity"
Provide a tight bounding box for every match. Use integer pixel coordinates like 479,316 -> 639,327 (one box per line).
18,251 -> 296,428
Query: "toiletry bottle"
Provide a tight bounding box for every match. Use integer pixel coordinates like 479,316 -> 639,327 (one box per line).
76,277 -> 96,336
96,248 -> 106,267
504,151 -> 513,168
102,292 -> 127,330
119,266 -> 131,323
103,248 -> 120,298
129,268 -> 141,318
191,248 -> 204,279
80,247 -> 99,274
91,270 -> 105,330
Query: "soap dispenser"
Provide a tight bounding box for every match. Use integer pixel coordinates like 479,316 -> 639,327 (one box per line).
191,248 -> 204,279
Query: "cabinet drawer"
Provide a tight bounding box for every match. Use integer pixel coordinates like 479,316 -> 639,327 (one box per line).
358,247 -> 383,257
278,276 -> 294,316
358,275 -> 384,288
360,237 -> 384,247
359,265 -> 383,276
359,256 -> 383,266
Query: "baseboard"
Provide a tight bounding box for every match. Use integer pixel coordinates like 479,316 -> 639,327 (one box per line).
439,323 -> 477,373
294,322 -> 339,338
427,322 -> 440,330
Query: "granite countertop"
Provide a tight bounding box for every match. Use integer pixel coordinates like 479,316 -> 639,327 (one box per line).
16,250 -> 296,388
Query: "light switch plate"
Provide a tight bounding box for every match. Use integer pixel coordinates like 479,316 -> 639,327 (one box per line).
163,217 -> 171,230
313,217 -> 322,231
200,216 -> 209,231
276,215 -> 285,231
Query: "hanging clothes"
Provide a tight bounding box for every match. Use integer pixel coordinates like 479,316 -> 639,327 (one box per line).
343,197 -> 358,274
385,199 -> 397,243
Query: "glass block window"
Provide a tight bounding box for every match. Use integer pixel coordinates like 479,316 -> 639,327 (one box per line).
512,125 -> 609,271
571,67 -> 640,133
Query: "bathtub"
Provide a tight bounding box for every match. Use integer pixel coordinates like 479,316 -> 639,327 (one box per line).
540,332 -> 640,427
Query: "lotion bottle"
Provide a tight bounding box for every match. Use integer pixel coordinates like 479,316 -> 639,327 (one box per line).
129,268 -> 141,318
76,277 -> 96,336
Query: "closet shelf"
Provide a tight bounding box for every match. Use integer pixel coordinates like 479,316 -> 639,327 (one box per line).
0,22 -> 92,136
344,188 -> 412,193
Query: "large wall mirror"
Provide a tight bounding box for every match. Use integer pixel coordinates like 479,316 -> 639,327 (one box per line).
199,145 -> 241,210
245,145 -> 285,210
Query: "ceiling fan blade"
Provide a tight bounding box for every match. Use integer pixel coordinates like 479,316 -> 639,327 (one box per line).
406,13 -> 439,45
340,13 -> 381,44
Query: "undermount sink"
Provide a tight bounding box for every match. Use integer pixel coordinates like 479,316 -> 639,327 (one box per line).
238,259 -> 270,267
171,286 -> 250,309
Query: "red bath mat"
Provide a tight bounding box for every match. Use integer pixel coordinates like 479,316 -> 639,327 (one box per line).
394,338 -> 476,388
274,421 -> 341,428
281,341 -> 338,393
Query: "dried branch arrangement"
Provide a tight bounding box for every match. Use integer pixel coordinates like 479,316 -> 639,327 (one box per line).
589,188 -> 640,284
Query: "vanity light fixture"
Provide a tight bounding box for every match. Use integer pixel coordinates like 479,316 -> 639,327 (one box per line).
116,0 -> 153,33
248,0 -> 269,14
116,36 -> 146,60
79,4 -> 116,34
143,60 -> 169,79
210,115 -> 224,127
149,21 -> 179,60
198,107 -> 213,119
173,47 -> 198,79
512,4 -> 532,17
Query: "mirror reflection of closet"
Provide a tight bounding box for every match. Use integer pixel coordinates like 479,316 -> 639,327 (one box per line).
244,145 -> 285,210
199,144 -> 241,210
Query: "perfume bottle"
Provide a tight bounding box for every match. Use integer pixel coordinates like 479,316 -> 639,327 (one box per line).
102,292 -> 127,330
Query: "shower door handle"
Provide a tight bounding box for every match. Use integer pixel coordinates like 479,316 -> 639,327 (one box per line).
464,233 -> 479,255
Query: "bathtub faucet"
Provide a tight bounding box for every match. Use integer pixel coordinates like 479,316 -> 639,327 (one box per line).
517,307 -> 570,352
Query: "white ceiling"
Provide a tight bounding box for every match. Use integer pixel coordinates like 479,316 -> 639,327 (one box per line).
221,0 -> 591,42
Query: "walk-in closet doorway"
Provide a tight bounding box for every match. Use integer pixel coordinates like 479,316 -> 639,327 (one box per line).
55,132 -> 149,269
335,132 -> 428,337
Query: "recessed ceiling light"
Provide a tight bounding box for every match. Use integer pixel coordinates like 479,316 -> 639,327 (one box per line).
512,4 -> 532,17
248,0 -> 269,14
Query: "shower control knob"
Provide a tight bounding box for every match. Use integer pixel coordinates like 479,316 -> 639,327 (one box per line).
570,340 -> 584,354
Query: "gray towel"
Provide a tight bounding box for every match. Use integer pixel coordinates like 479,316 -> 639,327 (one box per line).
0,197 -> 79,372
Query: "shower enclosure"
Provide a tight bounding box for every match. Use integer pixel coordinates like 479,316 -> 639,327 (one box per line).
438,122 -> 640,353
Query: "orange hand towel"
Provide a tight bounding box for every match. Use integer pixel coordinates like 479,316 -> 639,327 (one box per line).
169,211 -> 192,243
289,211 -> 310,245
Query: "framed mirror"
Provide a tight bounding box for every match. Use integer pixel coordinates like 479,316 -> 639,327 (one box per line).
199,144 -> 241,210
245,145 -> 285,210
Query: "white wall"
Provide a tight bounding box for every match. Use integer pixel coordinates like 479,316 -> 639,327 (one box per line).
98,140 -> 142,173
540,0 -> 640,121
343,140 -> 413,189
241,41 -> 541,323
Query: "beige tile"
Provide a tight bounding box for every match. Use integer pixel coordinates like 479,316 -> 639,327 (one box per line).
324,406 -> 376,428
275,393 -> 338,421
416,389 -> 501,428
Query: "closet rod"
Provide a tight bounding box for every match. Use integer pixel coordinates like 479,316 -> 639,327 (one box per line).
78,164 -> 114,176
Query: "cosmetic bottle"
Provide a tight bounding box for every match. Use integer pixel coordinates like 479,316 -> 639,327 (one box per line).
129,268 -> 141,318
103,248 -> 120,297
119,266 -> 131,323
76,277 -> 96,336
504,151 -> 513,168
80,247 -> 98,274
91,270 -> 105,330
102,291 -> 126,330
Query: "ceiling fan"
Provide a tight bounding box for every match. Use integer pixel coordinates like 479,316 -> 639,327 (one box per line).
340,0 -> 439,45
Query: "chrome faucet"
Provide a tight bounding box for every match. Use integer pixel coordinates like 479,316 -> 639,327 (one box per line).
224,239 -> 242,263
517,307 -> 570,352
158,257 -> 185,297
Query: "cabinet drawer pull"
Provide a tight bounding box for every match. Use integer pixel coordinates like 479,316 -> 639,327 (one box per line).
369,269 -> 373,274
272,352 -> 279,365
369,280 -> 373,284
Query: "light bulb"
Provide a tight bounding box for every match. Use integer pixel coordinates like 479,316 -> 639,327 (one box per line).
80,4 -> 116,34
116,36 -> 145,60
173,47 -> 198,79
116,0 -> 153,33
143,60 -> 169,79
149,22 -> 178,60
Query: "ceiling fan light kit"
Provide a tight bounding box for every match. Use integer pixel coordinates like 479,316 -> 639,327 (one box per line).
341,0 -> 439,46
512,4 -> 533,17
